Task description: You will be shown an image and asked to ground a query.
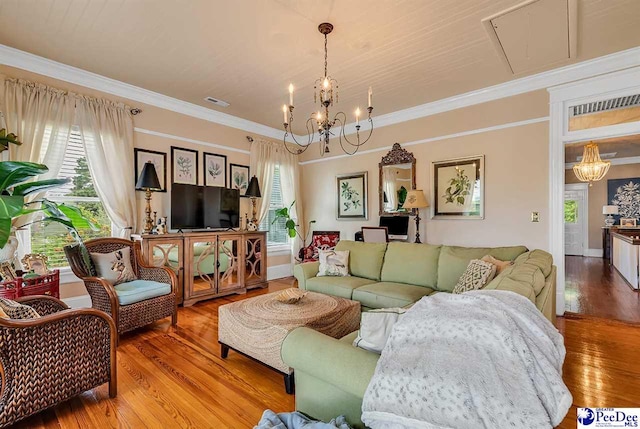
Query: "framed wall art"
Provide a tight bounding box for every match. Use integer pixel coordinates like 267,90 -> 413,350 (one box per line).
203,152 -> 227,187
432,155 -> 484,219
337,172 -> 368,220
171,147 -> 198,185
608,177 -> 640,224
21,253 -> 49,276
230,163 -> 250,194
135,148 -> 167,192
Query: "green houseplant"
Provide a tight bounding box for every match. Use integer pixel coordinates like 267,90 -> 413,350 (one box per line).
0,129 -> 96,264
272,201 -> 316,260
0,161 -> 97,249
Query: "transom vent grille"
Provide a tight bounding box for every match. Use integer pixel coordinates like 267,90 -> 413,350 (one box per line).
571,94 -> 640,117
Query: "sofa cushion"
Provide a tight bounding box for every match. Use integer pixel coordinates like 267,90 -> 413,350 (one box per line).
502,263 -> 546,296
380,242 -> 441,288
514,249 -> 553,277
91,247 -> 137,285
352,282 -> 435,309
437,245 -> 528,292
306,276 -> 378,299
318,249 -> 350,277
335,241 -> 387,281
0,298 -> 40,319
453,259 -> 497,294
483,276 -> 536,304
113,279 -> 172,306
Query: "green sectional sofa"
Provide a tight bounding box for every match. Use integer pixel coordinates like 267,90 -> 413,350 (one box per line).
287,240 -> 556,428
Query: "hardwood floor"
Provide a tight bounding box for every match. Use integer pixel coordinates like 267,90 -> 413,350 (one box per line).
9,277 -> 640,428
565,255 -> 640,323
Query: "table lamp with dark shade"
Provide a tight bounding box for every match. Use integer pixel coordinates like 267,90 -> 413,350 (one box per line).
402,189 -> 429,243
245,175 -> 261,225
136,161 -> 162,234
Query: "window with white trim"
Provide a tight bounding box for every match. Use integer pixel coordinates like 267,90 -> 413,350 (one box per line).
259,165 -> 289,246
28,127 -> 112,268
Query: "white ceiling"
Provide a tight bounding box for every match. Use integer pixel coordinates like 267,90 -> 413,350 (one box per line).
1,0 -> 639,134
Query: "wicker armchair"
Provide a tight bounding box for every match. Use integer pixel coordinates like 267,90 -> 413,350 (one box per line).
65,238 -> 178,340
0,295 -> 117,427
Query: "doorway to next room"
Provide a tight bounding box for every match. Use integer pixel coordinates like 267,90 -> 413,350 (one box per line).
564,132 -> 640,324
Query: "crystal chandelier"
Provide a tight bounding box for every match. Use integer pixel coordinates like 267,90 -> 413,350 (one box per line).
573,142 -> 611,186
282,23 -> 374,156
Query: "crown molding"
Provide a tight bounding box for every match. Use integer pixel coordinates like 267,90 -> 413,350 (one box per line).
565,155 -> 640,170
0,44 -> 299,141
324,46 -> 640,138
2,43 -> 639,146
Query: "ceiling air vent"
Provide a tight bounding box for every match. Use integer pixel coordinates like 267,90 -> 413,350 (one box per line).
482,0 -> 577,75
571,94 -> 640,117
204,96 -> 230,108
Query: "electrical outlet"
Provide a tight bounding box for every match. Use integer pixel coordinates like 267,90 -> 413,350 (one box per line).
531,212 -> 540,222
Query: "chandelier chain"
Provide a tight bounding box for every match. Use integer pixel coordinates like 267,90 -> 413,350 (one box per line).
324,34 -> 328,77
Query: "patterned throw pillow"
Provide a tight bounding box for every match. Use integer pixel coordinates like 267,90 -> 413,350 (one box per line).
0,297 -> 41,319
453,259 -> 497,294
91,247 -> 138,285
317,249 -> 350,277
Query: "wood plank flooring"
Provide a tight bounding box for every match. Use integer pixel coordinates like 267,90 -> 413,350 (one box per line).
9,277 -> 640,429
565,255 -> 640,323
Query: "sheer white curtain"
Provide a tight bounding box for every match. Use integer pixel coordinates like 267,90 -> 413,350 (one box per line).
75,96 -> 137,237
2,78 -> 74,259
249,140 -> 278,224
278,146 -> 304,253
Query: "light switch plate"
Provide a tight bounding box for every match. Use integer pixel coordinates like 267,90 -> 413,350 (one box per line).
531,212 -> 540,222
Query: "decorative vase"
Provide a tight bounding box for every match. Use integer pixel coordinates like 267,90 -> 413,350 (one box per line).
0,236 -> 18,263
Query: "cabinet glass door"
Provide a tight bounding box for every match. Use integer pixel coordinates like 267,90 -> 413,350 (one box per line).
148,240 -> 183,303
245,235 -> 265,286
191,241 -> 217,296
217,236 -> 242,292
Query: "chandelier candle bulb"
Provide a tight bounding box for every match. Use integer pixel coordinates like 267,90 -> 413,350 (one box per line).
288,83 -> 294,106
283,104 -> 288,124
355,107 -> 361,125
368,86 -> 373,108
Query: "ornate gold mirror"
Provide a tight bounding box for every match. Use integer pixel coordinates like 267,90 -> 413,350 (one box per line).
379,143 -> 416,216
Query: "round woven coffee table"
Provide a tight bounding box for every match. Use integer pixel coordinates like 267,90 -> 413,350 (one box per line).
218,289 -> 360,393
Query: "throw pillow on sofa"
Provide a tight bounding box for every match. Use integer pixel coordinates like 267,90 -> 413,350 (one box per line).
317,249 -> 350,277
0,297 -> 41,319
91,247 -> 137,285
453,259 -> 497,294
353,307 -> 407,353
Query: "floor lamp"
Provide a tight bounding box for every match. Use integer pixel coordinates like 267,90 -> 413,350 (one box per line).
136,161 -> 162,234
403,190 -> 429,243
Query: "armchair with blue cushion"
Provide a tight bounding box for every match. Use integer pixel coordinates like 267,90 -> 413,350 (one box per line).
65,238 -> 178,342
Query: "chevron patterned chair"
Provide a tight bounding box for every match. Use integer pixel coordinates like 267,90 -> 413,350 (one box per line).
0,295 -> 117,427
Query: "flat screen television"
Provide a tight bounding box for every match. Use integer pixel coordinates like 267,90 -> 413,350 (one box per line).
171,184 -> 239,230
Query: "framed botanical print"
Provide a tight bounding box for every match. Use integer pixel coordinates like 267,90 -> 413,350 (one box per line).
203,152 -> 227,187
171,147 -> 198,185
337,172 -> 368,219
432,155 -> 484,219
230,163 -> 250,194
135,148 -> 167,192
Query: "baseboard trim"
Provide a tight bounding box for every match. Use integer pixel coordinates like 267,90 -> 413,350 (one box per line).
584,248 -> 603,258
62,295 -> 92,309
267,263 -> 293,281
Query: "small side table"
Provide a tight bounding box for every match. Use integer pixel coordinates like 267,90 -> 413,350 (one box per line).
0,270 -> 61,299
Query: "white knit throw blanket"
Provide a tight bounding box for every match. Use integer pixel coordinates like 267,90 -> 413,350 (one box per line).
361,290 -> 572,429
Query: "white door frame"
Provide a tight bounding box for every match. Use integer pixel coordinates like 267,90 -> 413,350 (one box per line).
564,183 -> 589,256
548,66 -> 640,316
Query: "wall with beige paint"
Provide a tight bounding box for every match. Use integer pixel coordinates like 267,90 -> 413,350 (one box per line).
0,65 -> 291,299
566,163 -> 640,250
300,90 -> 550,251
